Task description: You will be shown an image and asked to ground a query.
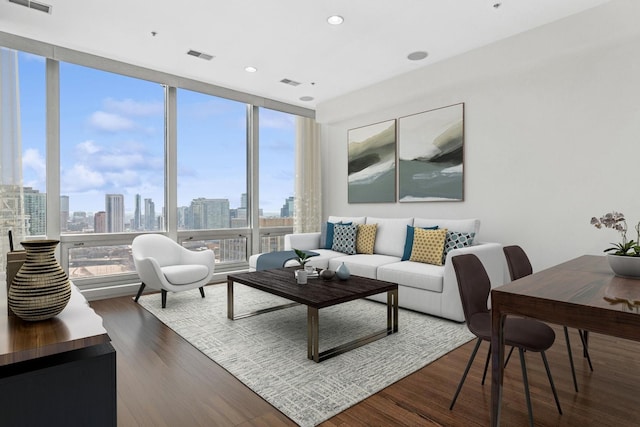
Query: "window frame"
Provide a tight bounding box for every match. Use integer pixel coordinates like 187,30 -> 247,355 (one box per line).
0,32 -> 311,294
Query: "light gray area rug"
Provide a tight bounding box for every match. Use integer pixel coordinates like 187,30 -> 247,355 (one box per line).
138,283 -> 474,427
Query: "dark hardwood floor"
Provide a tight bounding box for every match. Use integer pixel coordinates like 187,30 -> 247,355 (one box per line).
90,283 -> 640,426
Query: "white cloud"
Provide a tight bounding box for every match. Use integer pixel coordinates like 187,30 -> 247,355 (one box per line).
104,170 -> 141,187
89,111 -> 135,132
103,98 -> 164,117
96,152 -> 146,170
22,148 -> 46,181
77,140 -> 102,155
61,164 -> 105,192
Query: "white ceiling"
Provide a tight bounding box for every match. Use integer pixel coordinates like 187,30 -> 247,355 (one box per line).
0,0 -> 611,110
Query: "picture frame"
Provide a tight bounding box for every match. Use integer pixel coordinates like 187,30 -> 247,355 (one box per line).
397,103 -> 464,202
347,119 -> 396,203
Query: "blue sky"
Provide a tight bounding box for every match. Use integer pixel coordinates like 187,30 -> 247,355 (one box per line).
17,51 -> 295,216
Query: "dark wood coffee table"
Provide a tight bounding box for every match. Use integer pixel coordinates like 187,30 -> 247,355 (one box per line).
227,267 -> 398,362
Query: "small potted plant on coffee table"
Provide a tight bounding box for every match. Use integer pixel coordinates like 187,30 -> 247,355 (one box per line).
293,248 -> 316,274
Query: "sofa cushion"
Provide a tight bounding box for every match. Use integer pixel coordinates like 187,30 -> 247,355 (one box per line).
327,216 -> 366,225
413,218 -> 480,235
410,228 -> 448,265
366,217 -> 414,257
377,261 -> 445,293
356,223 -> 377,254
328,254 -> 401,279
331,223 -> 358,254
161,264 -> 209,285
402,225 -> 439,261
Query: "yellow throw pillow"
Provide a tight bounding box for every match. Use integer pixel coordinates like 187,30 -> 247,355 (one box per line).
410,228 -> 448,265
356,223 -> 377,254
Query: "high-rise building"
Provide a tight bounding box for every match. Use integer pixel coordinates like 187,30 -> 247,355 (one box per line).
280,196 -> 294,218
144,198 -> 155,231
94,211 -> 106,233
134,193 -> 142,231
105,194 -> 124,233
190,198 -> 230,229
23,187 -> 46,235
177,206 -> 189,230
60,195 -> 69,231
69,211 -> 89,232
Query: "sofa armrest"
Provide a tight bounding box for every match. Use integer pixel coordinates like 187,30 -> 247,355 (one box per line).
284,232 -> 321,251
440,242 -> 506,322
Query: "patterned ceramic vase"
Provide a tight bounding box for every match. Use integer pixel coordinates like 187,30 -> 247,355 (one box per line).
336,262 -> 350,280
9,240 -> 71,321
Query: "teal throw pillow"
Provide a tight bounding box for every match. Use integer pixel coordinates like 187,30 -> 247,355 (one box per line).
402,225 -> 439,261
331,223 -> 358,255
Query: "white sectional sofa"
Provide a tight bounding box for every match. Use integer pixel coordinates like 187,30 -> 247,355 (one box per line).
249,216 -> 504,322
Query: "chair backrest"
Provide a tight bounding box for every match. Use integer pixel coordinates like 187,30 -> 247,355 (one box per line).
451,254 -> 491,327
132,234 -> 183,267
503,245 -> 533,281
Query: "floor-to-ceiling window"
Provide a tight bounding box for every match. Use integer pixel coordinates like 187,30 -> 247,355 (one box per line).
258,108 -> 296,252
0,34 -> 313,296
176,89 -> 248,266
59,63 -> 165,281
0,48 -> 46,267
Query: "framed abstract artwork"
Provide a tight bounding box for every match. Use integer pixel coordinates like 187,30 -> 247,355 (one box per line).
347,119 -> 396,203
397,103 -> 464,202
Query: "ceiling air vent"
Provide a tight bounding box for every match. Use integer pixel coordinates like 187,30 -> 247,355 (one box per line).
280,78 -> 301,87
8,0 -> 52,14
187,50 -> 214,61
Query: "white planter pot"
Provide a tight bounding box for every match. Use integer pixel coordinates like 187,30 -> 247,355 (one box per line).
607,254 -> 640,279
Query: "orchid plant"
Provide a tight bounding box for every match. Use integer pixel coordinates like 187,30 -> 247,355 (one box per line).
591,211 -> 640,256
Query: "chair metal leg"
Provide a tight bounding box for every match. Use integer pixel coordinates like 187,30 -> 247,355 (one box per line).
541,351 -> 563,415
450,338 -> 482,410
505,345 -> 515,367
161,289 -> 167,308
518,349 -> 535,427
579,329 -> 594,371
564,326 -> 579,392
134,283 -> 146,302
199,287 -> 205,298
481,343 -> 491,385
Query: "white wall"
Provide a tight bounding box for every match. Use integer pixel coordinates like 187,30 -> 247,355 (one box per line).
315,0 -> 640,271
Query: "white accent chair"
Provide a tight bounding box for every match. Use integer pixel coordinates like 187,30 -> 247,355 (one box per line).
132,234 -> 215,308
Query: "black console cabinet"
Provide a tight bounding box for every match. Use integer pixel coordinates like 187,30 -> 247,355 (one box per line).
0,285 -> 116,426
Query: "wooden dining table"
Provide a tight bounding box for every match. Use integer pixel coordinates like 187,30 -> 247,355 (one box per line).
490,255 -> 640,426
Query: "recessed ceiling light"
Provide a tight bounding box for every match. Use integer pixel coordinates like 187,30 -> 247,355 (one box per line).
327,15 -> 344,25
407,51 -> 428,61
299,96 -> 314,102
245,66 -> 257,73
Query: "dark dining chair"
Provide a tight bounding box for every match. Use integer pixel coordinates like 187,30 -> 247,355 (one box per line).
449,254 -> 562,427
503,245 -> 594,392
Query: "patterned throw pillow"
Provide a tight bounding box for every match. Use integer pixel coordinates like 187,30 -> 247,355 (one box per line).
356,223 -> 377,254
332,224 -> 358,255
442,231 -> 476,263
401,225 -> 439,261
410,228 -> 448,266
323,221 -> 353,249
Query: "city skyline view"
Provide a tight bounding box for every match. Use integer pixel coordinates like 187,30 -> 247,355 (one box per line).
18,51 -> 296,219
